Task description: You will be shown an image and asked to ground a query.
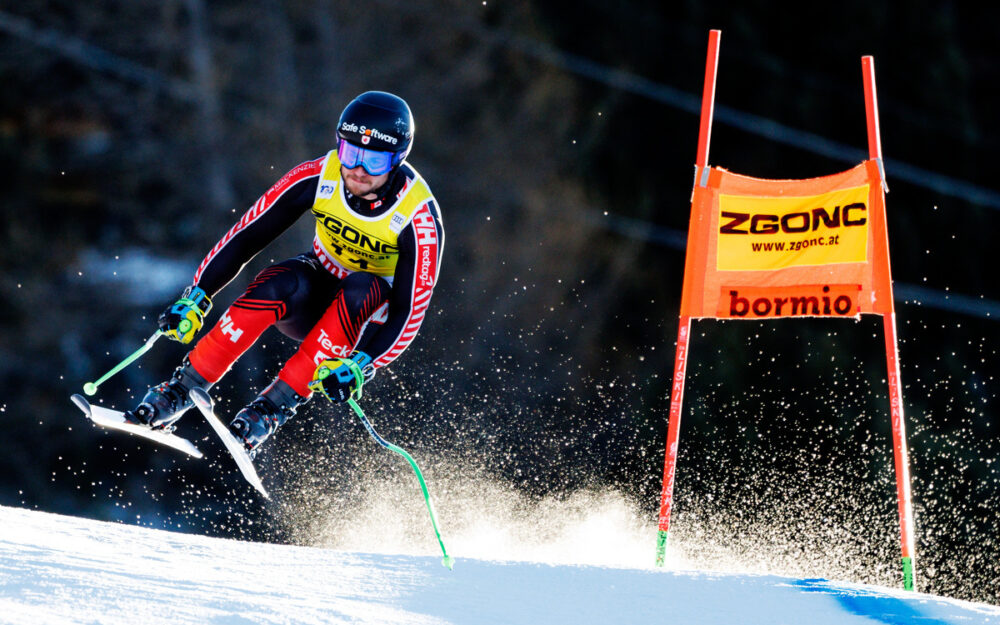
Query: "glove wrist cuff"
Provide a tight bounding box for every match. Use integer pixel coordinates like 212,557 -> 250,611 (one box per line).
181,285 -> 213,316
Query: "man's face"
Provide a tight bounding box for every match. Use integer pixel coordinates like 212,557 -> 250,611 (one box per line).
341,165 -> 390,199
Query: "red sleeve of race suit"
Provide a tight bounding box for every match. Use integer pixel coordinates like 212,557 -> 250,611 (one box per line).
360,198 -> 445,369
192,157 -> 324,297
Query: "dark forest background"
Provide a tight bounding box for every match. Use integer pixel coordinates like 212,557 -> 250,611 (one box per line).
2,0 -> 998,606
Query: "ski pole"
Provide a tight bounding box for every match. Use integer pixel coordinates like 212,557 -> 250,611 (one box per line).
83,331 -> 163,396
347,396 -> 454,570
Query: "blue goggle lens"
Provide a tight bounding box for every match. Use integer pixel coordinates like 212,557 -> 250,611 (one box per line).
337,140 -> 398,176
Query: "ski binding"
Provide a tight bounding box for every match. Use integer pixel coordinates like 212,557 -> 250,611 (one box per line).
70,394 -> 203,458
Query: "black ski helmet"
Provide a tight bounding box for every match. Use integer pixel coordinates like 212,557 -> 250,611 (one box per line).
337,91 -> 414,163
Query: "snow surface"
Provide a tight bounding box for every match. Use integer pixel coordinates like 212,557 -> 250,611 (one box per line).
1,506 -> 998,624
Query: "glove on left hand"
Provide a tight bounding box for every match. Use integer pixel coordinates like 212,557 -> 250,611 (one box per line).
309,351 -> 373,402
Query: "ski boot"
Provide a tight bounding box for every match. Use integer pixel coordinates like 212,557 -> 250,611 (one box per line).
229,379 -> 306,456
127,357 -> 211,429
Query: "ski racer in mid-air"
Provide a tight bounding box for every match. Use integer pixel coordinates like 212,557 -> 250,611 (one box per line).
126,90 -> 444,456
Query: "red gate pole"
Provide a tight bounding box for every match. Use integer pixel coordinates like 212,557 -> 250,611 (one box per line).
655,29 -> 720,567
863,55 -> 917,591
655,315 -> 692,566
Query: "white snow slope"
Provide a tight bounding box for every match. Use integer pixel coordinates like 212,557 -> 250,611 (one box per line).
1,506 -> 998,625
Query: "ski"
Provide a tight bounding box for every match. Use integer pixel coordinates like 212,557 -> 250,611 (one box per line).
189,388 -> 269,499
70,394 -> 203,459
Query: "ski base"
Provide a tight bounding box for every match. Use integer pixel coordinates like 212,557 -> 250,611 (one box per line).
70,394 -> 203,458
189,388 -> 269,499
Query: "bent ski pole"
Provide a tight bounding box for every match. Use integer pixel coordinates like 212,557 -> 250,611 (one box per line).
83,331 -> 163,396
347,397 -> 454,570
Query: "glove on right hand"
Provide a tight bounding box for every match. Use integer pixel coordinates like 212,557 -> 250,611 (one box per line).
158,286 -> 212,344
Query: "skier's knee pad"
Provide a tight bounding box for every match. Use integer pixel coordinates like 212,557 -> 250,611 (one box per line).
337,272 -> 390,319
240,261 -> 304,306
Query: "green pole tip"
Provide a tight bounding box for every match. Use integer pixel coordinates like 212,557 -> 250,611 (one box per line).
83,382 -> 98,396
442,555 -> 455,570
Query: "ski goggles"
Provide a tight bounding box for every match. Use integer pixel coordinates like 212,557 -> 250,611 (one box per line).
337,139 -> 401,176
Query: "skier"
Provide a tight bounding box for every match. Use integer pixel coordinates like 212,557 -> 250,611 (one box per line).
126,91 -> 444,456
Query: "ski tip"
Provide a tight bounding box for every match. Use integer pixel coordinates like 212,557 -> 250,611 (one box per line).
70,394 -> 92,417
189,387 -> 213,410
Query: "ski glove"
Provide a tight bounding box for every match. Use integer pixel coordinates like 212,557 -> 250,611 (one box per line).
308,351 -> 374,402
158,286 -> 212,344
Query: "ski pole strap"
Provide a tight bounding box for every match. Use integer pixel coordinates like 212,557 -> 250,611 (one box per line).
181,285 -> 213,315
174,286 -> 213,335
343,357 -> 366,400
347,397 -> 454,569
